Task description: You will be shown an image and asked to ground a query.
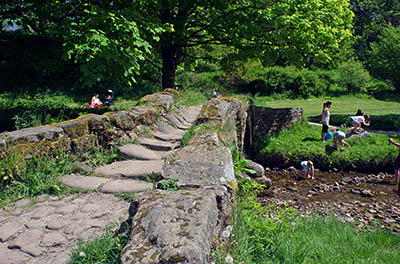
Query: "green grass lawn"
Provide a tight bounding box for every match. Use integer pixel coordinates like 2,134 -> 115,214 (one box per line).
254,122 -> 399,172
254,95 -> 400,118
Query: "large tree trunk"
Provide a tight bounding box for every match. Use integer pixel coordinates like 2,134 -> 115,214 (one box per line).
161,44 -> 177,89
161,41 -> 183,90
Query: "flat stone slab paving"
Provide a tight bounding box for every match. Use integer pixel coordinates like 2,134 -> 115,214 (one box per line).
0,192 -> 129,264
151,131 -> 182,142
61,174 -> 112,190
138,137 -> 180,151
94,160 -> 163,178
100,179 -> 153,193
118,144 -> 161,160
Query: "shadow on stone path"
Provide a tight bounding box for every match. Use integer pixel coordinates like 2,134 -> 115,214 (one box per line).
0,105 -> 201,264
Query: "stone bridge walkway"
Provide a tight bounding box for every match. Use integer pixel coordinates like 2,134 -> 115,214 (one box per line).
0,105 -> 201,264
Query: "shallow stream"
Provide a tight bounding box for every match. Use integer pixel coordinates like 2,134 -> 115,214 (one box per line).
261,169 -> 400,232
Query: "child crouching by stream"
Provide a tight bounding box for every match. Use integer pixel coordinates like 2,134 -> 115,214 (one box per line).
300,160 -> 315,179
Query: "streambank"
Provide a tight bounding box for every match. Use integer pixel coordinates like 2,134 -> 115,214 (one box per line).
260,169 -> 400,232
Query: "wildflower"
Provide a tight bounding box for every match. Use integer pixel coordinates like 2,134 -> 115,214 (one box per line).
79,251 -> 86,258
225,255 -> 234,264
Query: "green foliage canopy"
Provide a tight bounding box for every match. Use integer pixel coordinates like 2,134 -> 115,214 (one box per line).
0,0 -> 160,87
131,0 -> 354,88
368,26 -> 400,91
1,0 -> 354,89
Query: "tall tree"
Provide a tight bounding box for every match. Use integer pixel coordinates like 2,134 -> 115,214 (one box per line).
133,0 -> 354,89
2,0 -> 353,89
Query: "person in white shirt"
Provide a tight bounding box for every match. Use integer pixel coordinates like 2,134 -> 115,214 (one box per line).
300,160 -> 315,179
349,114 -> 370,132
321,101 -> 332,142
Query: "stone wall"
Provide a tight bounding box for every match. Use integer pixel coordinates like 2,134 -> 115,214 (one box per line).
245,104 -> 303,156
0,89 -> 178,158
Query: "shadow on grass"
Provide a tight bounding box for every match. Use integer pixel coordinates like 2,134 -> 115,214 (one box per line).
302,137 -> 320,142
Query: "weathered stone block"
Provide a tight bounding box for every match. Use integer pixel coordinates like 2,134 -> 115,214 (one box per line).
198,97 -> 242,126
120,186 -> 230,264
138,92 -> 175,112
130,107 -> 159,125
162,130 -> 235,187
0,126 -> 64,146
54,118 -> 90,138
81,114 -> 112,132
104,111 -> 135,131
71,134 -> 98,154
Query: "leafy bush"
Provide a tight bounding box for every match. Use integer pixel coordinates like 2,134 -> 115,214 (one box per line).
335,59 -> 373,93
176,71 -> 224,95
254,122 -> 398,172
240,66 -> 327,98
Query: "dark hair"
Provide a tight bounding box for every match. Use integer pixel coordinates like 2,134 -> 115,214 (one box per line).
355,109 -> 363,116
322,101 -> 332,113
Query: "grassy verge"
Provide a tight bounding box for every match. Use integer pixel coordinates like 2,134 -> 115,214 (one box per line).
254,122 -> 399,172
217,177 -> 400,264
0,146 -> 119,207
69,229 -> 129,264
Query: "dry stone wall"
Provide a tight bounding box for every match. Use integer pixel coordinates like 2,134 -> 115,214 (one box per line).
0,89 -> 178,158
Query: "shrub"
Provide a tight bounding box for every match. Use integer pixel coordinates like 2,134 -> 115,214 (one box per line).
254,122 -> 398,172
336,59 -> 373,94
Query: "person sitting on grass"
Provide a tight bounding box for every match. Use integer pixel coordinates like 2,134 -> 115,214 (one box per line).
349,114 -> 370,132
332,129 -> 350,151
300,160 -> 315,179
86,94 -> 103,108
389,138 -> 400,194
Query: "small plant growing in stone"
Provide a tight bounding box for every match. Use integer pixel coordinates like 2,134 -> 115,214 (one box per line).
157,178 -> 179,191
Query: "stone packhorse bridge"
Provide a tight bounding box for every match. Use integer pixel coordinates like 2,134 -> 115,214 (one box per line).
0,90 -> 302,264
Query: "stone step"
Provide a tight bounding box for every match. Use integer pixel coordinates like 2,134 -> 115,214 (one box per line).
61,174 -> 153,193
100,179 -> 153,193
94,160 -> 163,178
164,113 -> 191,130
177,105 -> 201,123
119,144 -> 161,160
155,121 -> 184,135
152,131 -> 183,142
61,174 -> 112,190
138,137 -> 180,151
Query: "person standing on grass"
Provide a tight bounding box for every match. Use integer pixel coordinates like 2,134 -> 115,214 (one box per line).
321,101 -> 332,142
389,138 -> 400,194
